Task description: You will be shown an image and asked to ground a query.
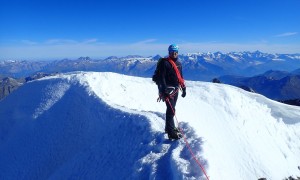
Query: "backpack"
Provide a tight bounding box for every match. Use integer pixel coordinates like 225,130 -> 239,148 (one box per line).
152,58 -> 167,85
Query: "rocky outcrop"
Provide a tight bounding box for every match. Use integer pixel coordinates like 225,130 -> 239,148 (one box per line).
0,77 -> 23,100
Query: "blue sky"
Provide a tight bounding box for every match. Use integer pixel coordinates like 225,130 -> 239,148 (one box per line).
0,0 -> 299,60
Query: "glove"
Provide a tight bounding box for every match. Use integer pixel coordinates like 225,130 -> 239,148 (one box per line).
181,87 -> 186,98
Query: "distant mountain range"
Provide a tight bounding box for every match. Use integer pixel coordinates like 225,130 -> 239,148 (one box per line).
218,70 -> 300,105
1,51 -> 300,105
1,51 -> 300,80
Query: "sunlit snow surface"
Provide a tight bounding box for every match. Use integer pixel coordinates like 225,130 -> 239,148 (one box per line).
0,72 -> 299,180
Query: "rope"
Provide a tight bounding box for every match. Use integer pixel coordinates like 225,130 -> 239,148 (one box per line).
166,98 -> 210,180
157,87 -> 179,102
167,57 -> 185,88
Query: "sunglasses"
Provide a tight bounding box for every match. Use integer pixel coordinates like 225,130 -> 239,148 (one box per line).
169,51 -> 178,54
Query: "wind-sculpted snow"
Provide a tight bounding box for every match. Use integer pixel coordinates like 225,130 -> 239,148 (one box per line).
0,71 -> 300,180
32,82 -> 70,119
0,72 -> 205,179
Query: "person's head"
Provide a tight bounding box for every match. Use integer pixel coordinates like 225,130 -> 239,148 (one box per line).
168,44 -> 179,59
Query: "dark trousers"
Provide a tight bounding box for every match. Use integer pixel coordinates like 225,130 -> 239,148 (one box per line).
165,91 -> 178,133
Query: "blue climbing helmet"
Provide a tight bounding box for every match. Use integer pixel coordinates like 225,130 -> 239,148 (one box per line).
168,44 -> 179,53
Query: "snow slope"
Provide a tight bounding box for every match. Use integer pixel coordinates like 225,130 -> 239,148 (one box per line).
0,72 -> 300,179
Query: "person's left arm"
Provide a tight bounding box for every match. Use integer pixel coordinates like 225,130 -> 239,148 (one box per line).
178,61 -> 186,97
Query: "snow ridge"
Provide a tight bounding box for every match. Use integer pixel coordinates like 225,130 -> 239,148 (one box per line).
0,71 -> 300,180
